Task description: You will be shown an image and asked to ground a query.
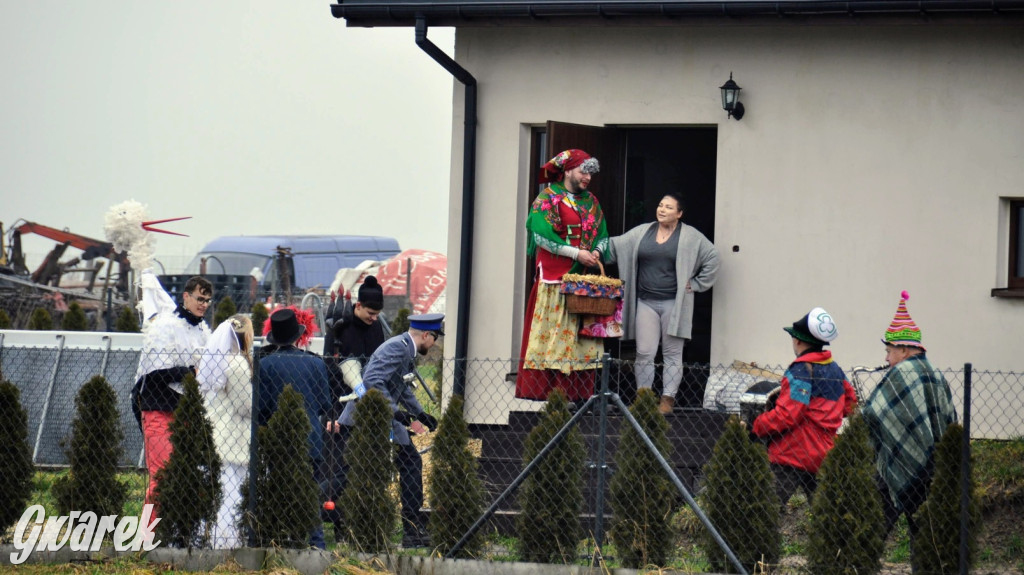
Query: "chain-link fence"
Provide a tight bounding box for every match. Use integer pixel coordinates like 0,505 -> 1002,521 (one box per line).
0,275 -> 446,334
1,341 -> 1021,573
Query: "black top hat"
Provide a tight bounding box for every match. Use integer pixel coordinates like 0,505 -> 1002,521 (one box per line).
266,308 -> 306,346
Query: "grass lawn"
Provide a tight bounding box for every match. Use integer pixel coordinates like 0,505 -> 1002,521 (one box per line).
4,434 -> 1021,573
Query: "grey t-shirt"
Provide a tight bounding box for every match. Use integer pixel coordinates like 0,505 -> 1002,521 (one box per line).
637,224 -> 679,301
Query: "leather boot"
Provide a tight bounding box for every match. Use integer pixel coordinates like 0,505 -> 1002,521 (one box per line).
658,395 -> 675,415
401,513 -> 430,548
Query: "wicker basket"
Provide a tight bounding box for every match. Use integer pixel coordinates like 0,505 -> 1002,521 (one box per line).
561,262 -> 622,316
565,293 -> 618,316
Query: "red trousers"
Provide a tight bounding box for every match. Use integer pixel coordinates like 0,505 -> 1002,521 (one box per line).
142,410 -> 175,526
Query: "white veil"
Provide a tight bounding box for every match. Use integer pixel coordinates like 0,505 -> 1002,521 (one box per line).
197,319 -> 242,395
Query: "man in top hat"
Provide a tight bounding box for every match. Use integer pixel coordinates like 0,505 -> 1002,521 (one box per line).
320,276 -> 389,540
752,307 -> 857,508
336,312 -> 442,548
256,307 -> 331,548
516,149 -> 609,403
861,291 -> 956,561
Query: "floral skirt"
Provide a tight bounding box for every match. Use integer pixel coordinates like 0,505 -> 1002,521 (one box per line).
523,281 -> 603,371
516,281 -> 602,401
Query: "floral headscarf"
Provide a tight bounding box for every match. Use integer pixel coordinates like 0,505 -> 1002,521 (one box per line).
538,149 -> 600,183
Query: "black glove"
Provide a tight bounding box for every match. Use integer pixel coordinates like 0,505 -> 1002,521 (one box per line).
417,412 -> 438,432
394,410 -> 413,426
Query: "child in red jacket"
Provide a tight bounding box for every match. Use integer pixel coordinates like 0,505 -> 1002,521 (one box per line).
752,307 -> 858,508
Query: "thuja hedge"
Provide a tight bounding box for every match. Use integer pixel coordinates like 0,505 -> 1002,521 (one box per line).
699,416 -> 780,573
340,388 -> 397,553
52,375 -> 128,518
28,307 -> 52,330
913,422 -> 980,573
214,296 -> 237,329
806,412 -> 885,574
427,394 -> 484,557
61,301 -> 88,331
243,384 -> 320,548
155,374 -> 222,549
0,379 -> 34,536
517,388 -> 586,564
250,303 -> 268,335
116,306 -> 140,332
610,388 -> 674,568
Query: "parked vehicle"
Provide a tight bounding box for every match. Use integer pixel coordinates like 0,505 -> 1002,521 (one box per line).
159,235 -> 400,310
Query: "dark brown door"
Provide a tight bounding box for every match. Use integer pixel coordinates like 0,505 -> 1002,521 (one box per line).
545,121 -> 625,238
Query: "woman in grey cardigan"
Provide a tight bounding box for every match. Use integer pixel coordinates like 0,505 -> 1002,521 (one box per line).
605,192 -> 720,414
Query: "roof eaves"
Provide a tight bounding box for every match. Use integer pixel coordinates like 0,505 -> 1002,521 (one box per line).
330,0 -> 1024,27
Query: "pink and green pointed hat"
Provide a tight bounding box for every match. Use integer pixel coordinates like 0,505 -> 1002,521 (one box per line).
882,290 -> 925,350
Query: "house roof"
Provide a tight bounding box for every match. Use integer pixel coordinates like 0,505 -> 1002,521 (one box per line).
331,0 -> 1024,27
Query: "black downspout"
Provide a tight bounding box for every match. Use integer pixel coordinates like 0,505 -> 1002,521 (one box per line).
415,17 -> 476,399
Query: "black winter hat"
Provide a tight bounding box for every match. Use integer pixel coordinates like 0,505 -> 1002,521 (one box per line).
357,276 -> 384,309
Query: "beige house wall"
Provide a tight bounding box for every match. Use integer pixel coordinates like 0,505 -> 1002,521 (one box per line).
441,22 -> 1024,423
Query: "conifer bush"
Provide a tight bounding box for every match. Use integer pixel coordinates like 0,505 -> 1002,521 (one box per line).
250,302 -> 268,334
243,385 -> 321,548
154,374 -> 222,548
912,422 -> 980,574
699,416 -> 780,573
0,308 -> 11,329
28,307 -> 53,330
115,305 -> 139,332
340,388 -> 397,552
427,394 -> 484,557
610,388 -> 675,568
61,301 -> 89,331
517,388 -> 586,564
52,375 -> 127,517
390,308 -> 411,335
806,413 -> 884,575
0,379 -> 34,538
214,296 -> 237,329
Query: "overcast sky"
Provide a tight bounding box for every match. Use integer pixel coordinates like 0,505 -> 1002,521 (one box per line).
1,2 -> 455,271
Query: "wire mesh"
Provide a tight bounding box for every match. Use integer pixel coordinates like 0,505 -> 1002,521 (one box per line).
0,340 -> 1020,573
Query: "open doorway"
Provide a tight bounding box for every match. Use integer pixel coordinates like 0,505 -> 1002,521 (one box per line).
617,127 -> 717,407
525,123 -> 718,406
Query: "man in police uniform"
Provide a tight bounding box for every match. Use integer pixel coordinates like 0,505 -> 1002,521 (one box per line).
337,313 -> 442,548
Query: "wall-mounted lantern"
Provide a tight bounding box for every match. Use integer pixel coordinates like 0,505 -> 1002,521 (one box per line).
719,72 -> 745,120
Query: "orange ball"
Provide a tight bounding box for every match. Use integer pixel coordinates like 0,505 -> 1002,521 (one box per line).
323,500 -> 335,511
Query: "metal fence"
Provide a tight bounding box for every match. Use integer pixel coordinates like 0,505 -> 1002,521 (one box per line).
0,341 -> 1021,573
0,277 -> 447,333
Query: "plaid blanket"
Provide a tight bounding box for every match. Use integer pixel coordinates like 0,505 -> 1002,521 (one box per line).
861,354 -> 957,510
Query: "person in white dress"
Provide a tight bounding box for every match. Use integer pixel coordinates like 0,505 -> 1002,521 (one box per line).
197,314 -> 254,549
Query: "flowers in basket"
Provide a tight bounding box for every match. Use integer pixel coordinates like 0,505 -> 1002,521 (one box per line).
559,273 -> 623,299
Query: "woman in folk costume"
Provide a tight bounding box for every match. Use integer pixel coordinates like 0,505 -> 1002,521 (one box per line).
197,314 -> 254,549
516,149 -> 609,402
